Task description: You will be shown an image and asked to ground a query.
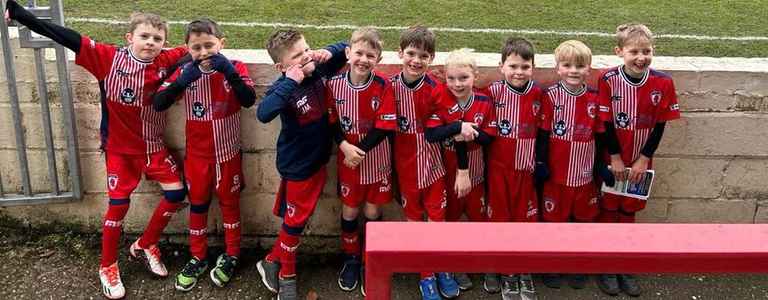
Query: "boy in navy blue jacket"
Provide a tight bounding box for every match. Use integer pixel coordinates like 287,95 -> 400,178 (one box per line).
256,28 -> 347,300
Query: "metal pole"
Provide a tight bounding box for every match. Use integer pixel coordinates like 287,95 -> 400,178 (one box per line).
34,48 -> 60,194
0,0 -> 33,196
50,0 -> 81,199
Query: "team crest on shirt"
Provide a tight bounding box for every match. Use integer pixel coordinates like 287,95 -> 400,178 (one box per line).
120,88 -> 136,104
371,96 -> 381,111
587,103 -> 597,118
192,102 -> 206,118
473,113 -> 485,125
397,116 -> 410,132
616,112 -> 630,128
532,101 -> 541,116
650,90 -> 662,106
340,116 -> 353,132
499,120 -> 512,136
553,120 -> 567,136
611,95 -> 622,102
158,68 -> 167,79
335,98 -> 346,105
339,183 -> 350,197
107,174 -> 118,191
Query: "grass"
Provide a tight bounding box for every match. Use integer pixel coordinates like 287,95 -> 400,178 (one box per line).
29,1 -> 768,57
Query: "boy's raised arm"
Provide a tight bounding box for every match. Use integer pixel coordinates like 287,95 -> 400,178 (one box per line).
316,41 -> 349,77
152,61 -> 201,111
256,78 -> 297,123
5,0 -> 81,52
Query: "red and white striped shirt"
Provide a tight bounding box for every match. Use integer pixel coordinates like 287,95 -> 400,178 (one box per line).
598,66 -> 681,164
427,86 -> 495,188
161,61 -> 254,163
326,71 -> 397,184
75,36 -> 187,155
540,82 -> 604,187
391,73 -> 445,189
486,80 -> 544,172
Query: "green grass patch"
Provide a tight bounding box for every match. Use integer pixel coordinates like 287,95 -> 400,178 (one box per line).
26,1 -> 768,56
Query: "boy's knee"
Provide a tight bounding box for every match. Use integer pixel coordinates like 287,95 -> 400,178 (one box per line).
163,188 -> 186,203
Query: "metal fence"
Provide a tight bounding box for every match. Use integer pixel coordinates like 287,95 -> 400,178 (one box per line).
0,0 -> 81,206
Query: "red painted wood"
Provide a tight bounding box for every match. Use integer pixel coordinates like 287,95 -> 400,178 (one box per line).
365,222 -> 768,299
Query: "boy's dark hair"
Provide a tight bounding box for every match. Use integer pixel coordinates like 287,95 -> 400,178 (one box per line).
184,18 -> 223,43
399,25 -> 435,56
266,29 -> 304,63
501,37 -> 535,64
128,12 -> 168,38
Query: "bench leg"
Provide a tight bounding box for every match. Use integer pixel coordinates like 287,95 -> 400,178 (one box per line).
365,260 -> 392,300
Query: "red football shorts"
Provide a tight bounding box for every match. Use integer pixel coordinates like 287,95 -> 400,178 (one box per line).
105,149 -> 182,199
273,166 -> 328,228
541,181 -> 599,222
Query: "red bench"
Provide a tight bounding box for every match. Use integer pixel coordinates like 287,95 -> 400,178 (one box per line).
364,222 -> 768,299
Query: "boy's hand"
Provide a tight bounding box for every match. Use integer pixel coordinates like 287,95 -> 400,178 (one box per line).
452,133 -> 465,142
4,8 -> 10,24
610,154 -> 628,182
285,63 -> 305,84
340,141 -> 365,169
598,164 -> 616,187
455,169 -> 472,198
208,53 -> 236,76
534,162 -> 550,185
460,122 -> 478,141
629,155 -> 650,184
177,60 -> 202,86
310,49 -> 332,64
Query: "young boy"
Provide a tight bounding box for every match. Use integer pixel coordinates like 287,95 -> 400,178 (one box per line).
391,25 -> 460,300
485,37 -> 543,299
152,18 -> 255,291
595,23 -> 681,297
5,1 -> 187,298
325,27 -> 396,296
537,40 -> 613,291
255,28 -> 347,300
425,48 -> 495,293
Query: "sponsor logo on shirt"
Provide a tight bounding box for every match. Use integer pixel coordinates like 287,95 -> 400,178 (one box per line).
616,112 -> 631,128
554,120 -> 568,136
340,116 -> 353,132
120,88 -> 136,104
192,102 -> 206,118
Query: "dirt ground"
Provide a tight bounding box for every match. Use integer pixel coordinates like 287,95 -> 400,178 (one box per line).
0,222 -> 767,300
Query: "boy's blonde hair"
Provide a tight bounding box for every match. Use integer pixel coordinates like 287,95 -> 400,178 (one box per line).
399,25 -> 436,56
554,40 -> 592,66
128,12 -> 168,38
445,48 -> 477,72
266,29 -> 304,63
350,27 -> 383,56
616,23 -> 654,48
